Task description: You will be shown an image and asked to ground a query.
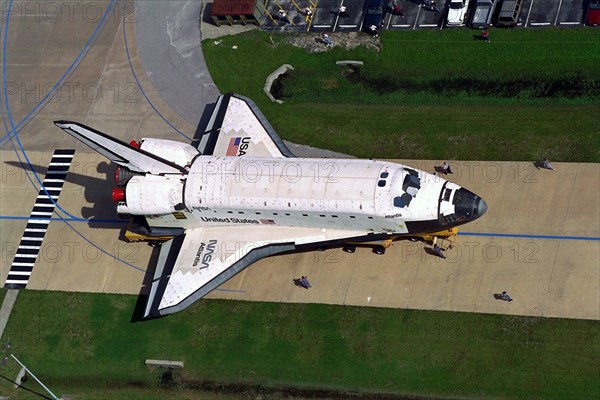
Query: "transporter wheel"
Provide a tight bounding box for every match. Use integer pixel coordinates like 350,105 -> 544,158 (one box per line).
373,245 -> 386,255
343,244 -> 356,253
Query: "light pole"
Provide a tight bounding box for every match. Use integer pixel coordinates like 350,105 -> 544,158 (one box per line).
2,341 -> 60,400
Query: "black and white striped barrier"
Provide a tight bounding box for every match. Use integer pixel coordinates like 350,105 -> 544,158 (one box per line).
4,149 -> 75,289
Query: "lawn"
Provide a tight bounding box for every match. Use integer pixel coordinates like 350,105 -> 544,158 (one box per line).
202,29 -> 600,162
0,291 -> 598,399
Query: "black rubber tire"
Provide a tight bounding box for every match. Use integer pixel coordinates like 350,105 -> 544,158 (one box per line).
373,245 -> 386,255
343,245 -> 356,253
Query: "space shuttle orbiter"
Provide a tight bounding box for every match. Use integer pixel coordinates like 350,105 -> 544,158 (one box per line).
54,94 -> 487,318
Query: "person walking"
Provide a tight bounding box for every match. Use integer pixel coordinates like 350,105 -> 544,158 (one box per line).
299,276 -> 312,289
542,158 -> 555,170
393,4 -> 405,17
368,24 -> 379,37
322,33 -> 334,47
433,243 -> 446,259
278,9 -> 289,23
500,291 -> 513,302
481,30 -> 490,42
442,161 -> 453,174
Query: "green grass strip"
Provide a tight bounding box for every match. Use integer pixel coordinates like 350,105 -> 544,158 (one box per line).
1,291 -> 598,399
202,29 -> 600,162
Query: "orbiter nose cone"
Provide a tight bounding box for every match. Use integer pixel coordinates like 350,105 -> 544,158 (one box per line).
477,198 -> 488,217
453,188 -> 487,221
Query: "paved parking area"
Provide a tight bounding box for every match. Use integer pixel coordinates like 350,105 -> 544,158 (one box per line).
260,0 -> 590,31
310,0 -> 366,31
524,0 -> 585,27
0,1 -> 597,323
259,0 -> 368,32
3,151 -> 598,320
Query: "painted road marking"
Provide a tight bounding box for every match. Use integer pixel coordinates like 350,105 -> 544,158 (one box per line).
4,149 -> 75,289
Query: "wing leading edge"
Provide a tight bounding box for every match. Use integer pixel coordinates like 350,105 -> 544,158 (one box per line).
144,225 -> 365,318
53,121 -> 186,175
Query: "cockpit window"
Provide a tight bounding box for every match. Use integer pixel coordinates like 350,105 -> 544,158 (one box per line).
380,172 -> 389,178
394,193 -> 413,208
394,196 -> 404,208
443,188 -> 452,201
378,180 -> 386,187
394,170 -> 421,208
402,174 -> 421,192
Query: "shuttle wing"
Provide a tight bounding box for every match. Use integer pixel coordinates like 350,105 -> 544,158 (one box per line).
195,94 -> 295,158
144,224 -> 365,318
53,121 -> 187,175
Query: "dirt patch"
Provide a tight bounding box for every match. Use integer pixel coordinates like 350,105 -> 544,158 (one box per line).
164,377 -> 453,400
284,32 -> 381,53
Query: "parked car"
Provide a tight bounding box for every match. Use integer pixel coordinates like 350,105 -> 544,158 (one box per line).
587,0 -> 600,25
471,0 -> 497,28
496,0 -> 523,27
447,0 -> 470,26
363,0 -> 385,33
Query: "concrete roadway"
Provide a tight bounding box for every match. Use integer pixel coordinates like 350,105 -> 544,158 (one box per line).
0,2 -> 598,321
2,152 -> 598,320
201,160 -> 600,320
135,0 -> 220,127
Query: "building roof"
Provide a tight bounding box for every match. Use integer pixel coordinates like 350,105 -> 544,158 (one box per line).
211,0 -> 256,16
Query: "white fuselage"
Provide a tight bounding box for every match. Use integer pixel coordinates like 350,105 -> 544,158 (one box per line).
117,156 -> 464,235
